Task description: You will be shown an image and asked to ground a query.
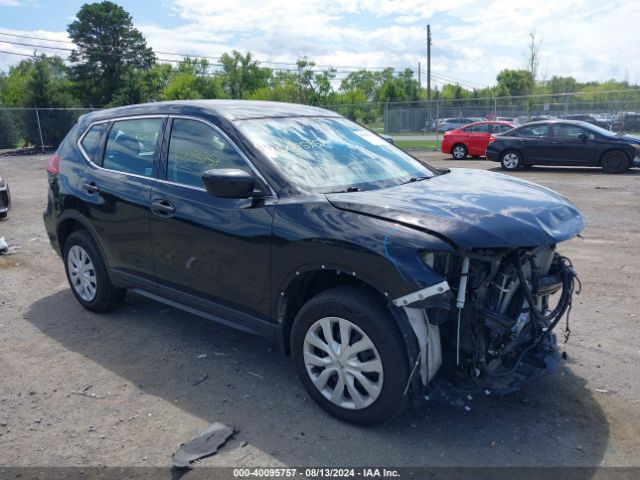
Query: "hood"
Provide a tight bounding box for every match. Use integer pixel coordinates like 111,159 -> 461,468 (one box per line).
326,168 -> 585,249
620,133 -> 640,144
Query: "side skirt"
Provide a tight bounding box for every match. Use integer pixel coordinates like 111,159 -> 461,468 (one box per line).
131,287 -> 282,342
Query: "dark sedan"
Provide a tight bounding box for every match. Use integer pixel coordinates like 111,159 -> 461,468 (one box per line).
486,120 -> 640,173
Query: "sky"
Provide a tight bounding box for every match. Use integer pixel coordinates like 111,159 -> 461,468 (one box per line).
0,0 -> 639,90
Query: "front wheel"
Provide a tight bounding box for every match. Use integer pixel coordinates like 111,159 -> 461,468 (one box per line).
451,144 -> 468,160
500,150 -> 523,170
601,150 -> 630,173
291,286 -> 409,425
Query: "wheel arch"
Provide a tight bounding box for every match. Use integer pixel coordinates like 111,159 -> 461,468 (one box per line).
275,267 -> 419,362
56,212 -> 110,278
501,147 -> 524,158
599,148 -> 631,165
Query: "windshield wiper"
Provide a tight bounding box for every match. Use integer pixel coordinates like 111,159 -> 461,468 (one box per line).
327,186 -> 362,193
402,176 -> 431,184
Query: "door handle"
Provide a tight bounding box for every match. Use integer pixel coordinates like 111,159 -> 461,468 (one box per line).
83,182 -> 99,194
552,141 -> 561,144
151,199 -> 175,217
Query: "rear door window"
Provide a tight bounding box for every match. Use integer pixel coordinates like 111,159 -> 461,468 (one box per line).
516,124 -> 549,137
166,118 -> 253,189
470,123 -> 489,133
103,118 -> 163,177
80,123 -> 107,164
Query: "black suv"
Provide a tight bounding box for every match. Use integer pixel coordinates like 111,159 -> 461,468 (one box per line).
44,101 -> 584,424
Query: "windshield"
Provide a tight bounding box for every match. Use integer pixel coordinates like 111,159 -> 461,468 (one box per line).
235,116 -> 435,192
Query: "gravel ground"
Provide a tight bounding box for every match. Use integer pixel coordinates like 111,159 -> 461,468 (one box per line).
0,152 -> 639,469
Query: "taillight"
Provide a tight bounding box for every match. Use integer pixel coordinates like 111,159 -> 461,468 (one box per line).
46,154 -> 60,175
488,135 -> 496,144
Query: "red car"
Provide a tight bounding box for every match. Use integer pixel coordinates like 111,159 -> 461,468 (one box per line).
441,121 -> 515,159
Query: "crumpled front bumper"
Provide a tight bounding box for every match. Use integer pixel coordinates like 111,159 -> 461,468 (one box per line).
0,182 -> 11,215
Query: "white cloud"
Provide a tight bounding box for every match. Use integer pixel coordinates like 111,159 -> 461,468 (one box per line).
1,0 -> 639,88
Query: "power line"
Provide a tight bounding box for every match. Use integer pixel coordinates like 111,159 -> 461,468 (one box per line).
0,48 -> 36,58
422,71 -> 487,90
0,43 -> 418,79
433,72 -> 487,89
0,31 -> 405,72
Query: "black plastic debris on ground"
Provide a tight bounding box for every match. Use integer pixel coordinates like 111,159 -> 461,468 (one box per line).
171,422 -> 235,469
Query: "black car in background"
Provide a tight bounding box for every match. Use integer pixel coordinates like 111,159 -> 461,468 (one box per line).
486,120 -> 640,173
562,114 -> 611,129
43,101 -> 583,424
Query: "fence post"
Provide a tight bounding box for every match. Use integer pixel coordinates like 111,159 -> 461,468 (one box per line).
34,106 -> 45,153
435,99 -> 440,147
383,102 -> 388,133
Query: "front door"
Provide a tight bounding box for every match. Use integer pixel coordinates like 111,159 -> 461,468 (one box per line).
149,117 -> 276,323
550,124 -> 596,165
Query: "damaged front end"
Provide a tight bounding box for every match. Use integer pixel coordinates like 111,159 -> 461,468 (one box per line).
397,245 -> 580,400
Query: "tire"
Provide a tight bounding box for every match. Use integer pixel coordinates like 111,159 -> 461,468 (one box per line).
500,150 -> 523,170
63,230 -> 125,312
0,212 -> 6,219
291,286 -> 409,425
451,143 -> 468,160
600,150 -> 630,173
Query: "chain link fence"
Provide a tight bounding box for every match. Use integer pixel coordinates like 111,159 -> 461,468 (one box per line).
388,90 -> 640,133
324,89 -> 640,134
0,107 -> 97,152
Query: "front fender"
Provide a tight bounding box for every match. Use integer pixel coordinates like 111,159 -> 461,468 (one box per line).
271,198 -> 453,314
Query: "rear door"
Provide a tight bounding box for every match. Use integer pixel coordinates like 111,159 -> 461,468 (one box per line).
550,123 -> 597,165
513,123 -> 553,163
80,116 -> 165,290
466,123 -> 491,155
148,116 -> 276,326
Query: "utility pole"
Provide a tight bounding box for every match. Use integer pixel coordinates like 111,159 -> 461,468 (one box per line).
418,62 -> 421,89
427,24 -> 431,102
427,24 -> 432,135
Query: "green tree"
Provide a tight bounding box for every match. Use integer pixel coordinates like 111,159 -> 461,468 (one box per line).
67,1 -> 155,106
496,69 -> 534,97
162,58 -> 226,101
220,51 -> 271,99
547,76 -> 579,94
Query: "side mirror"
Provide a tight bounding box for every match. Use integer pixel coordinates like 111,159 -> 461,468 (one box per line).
577,132 -> 588,140
201,169 -> 255,199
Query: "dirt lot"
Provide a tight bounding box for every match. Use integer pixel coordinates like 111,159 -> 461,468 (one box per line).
0,152 -> 639,470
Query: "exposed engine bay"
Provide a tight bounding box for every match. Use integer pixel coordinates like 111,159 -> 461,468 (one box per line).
399,245 -> 580,397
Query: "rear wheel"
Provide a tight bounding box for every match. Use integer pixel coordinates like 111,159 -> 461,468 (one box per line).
500,150 -> 523,170
601,150 -> 630,173
451,144 -> 468,160
63,230 -> 125,312
291,286 -> 409,425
